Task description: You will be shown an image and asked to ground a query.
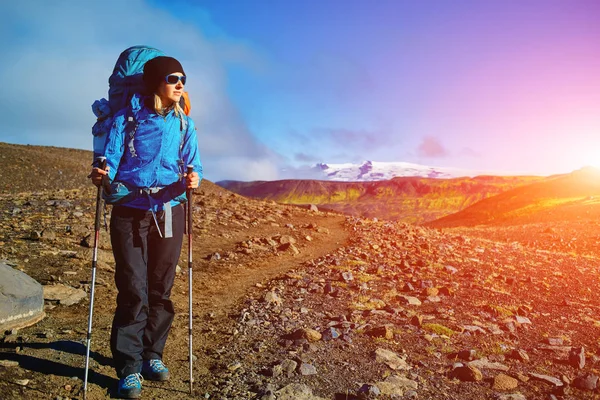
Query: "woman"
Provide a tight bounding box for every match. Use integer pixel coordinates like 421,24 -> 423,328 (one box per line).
90,55 -> 201,399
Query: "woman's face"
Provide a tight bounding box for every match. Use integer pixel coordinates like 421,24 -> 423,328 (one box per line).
157,72 -> 185,106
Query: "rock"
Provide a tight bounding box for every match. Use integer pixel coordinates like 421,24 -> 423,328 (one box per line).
397,296 -> 421,306
29,231 -> 42,241
276,383 -> 328,400
322,327 -> 342,341
374,348 -> 411,370
280,359 -> 298,377
299,363 -> 317,375
493,394 -> 527,400
469,358 -> 510,371
278,243 -> 300,255
537,344 -> 571,356
422,287 -> 439,297
41,229 -> 57,241
366,326 -> 394,340
309,204 -> 319,212
14,379 -> 29,386
450,365 -> 483,382
492,373 -> 519,391
438,286 -> 454,296
404,390 -> 418,399
401,282 -> 415,292
458,349 -> 477,361
515,373 -> 529,383
292,328 -> 322,342
79,234 -> 92,248
419,280 -> 433,288
227,361 -> 242,371
376,375 -> 418,396
573,373 -> 598,391
0,360 -> 19,367
444,265 -> 458,274
357,383 -> 381,397
279,235 -> 297,245
341,271 -> 354,282
0,261 -> 45,331
264,291 -> 282,306
569,346 -> 585,369
271,364 -> 283,378
509,349 -> 529,362
462,325 -> 487,335
43,284 -> 87,306
547,337 -> 563,346
410,315 -> 423,327
529,373 -> 563,387
515,316 -> 531,325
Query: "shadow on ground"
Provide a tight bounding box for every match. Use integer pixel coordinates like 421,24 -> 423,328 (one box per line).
0,340 -> 115,392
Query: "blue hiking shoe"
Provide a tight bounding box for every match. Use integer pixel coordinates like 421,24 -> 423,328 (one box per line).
116,373 -> 143,399
142,359 -> 170,381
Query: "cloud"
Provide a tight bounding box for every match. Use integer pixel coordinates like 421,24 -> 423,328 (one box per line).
209,156 -> 280,182
417,136 -> 448,158
313,127 -> 391,152
278,164 -> 327,180
0,0 -> 280,182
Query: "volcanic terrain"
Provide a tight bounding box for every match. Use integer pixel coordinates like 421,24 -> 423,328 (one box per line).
2,142 -> 600,400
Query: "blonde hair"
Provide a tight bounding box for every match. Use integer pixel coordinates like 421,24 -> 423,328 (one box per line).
153,94 -> 184,119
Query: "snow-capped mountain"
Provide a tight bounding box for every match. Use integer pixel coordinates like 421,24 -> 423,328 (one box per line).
309,160 -> 502,181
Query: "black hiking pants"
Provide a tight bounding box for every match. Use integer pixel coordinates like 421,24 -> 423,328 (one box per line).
109,204 -> 184,378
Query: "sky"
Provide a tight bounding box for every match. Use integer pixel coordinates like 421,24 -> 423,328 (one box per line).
1,0 -> 599,182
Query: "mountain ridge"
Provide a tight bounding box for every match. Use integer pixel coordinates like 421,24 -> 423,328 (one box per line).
285,159 -> 531,181
218,175 -> 548,223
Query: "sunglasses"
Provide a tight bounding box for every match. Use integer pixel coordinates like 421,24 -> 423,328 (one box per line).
165,74 -> 186,85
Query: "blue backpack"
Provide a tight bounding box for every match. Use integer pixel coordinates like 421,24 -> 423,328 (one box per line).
91,45 -> 165,165
92,46 -> 192,206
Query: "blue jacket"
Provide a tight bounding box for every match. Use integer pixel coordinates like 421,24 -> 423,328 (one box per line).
103,94 -> 202,210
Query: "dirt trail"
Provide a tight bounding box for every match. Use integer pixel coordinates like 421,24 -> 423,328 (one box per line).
0,212 -> 349,400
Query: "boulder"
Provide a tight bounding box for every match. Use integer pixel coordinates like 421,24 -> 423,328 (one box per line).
43,284 -> 87,306
0,261 -> 45,331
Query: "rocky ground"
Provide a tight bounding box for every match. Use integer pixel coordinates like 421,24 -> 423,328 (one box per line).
2,153 -> 600,399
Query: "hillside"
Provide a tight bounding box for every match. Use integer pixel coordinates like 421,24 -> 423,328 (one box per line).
4,143 -> 600,399
218,175 -> 546,223
425,167 -> 600,256
427,167 -> 600,228
0,142 -> 92,194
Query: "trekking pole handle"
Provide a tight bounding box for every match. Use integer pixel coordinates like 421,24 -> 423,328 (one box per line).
97,156 -> 107,172
186,164 -> 194,234
94,157 -> 108,232
96,157 -> 112,195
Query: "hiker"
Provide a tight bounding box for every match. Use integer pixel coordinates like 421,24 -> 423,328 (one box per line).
90,55 -> 201,399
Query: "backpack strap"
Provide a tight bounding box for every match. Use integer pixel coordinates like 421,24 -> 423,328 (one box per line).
177,115 -> 188,180
125,107 -> 139,158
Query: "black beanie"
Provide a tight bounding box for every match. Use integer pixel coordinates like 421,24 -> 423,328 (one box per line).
143,56 -> 186,92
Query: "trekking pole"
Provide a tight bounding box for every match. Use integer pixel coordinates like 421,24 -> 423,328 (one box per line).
84,157 -> 107,399
186,165 -> 194,395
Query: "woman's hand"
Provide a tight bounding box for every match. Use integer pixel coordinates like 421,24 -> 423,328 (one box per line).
185,171 -> 200,189
89,167 -> 109,188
